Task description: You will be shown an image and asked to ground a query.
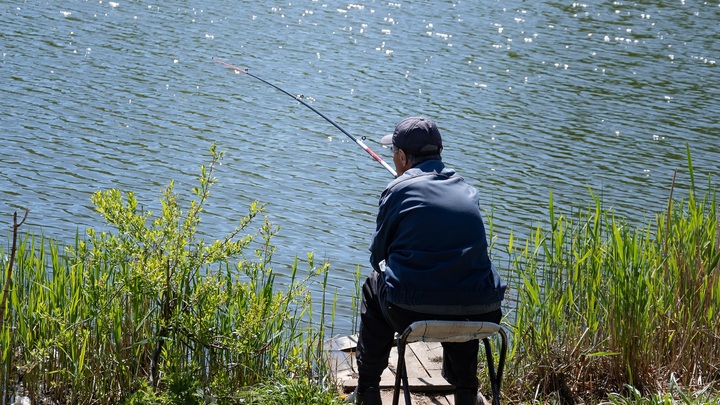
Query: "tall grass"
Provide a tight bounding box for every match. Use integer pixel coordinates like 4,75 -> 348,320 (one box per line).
0,144 -> 336,404
505,147 -> 719,403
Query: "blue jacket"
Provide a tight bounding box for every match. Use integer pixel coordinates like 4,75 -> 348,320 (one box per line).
369,160 -> 506,314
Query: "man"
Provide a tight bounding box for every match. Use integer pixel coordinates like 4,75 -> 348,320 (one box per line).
346,117 -> 506,405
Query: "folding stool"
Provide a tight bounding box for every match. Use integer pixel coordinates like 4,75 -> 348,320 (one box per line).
392,320 -> 507,405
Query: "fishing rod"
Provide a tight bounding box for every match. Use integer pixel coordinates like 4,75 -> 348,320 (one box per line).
213,58 -> 397,178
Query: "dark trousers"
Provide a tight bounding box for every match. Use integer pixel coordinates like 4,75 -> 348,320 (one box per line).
355,271 -> 502,391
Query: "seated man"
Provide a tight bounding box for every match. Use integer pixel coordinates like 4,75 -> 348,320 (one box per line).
346,117 -> 506,405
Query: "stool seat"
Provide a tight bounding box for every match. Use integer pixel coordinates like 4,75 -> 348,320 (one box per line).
392,320 -> 507,405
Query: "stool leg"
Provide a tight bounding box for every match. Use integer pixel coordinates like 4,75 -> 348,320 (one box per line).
402,358 -> 412,405
392,341 -> 406,405
483,338 -> 500,405
495,329 -> 508,403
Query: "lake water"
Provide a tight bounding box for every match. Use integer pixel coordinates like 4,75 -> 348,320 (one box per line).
1,0 -> 718,334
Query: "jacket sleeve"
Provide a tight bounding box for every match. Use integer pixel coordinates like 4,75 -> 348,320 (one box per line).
369,188 -> 393,272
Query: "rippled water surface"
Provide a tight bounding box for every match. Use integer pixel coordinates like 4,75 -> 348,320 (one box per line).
2,0 -> 718,332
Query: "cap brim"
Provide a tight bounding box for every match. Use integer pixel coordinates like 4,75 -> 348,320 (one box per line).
380,134 -> 394,145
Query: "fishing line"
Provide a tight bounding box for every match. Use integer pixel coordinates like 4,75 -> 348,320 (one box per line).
213,58 -> 397,177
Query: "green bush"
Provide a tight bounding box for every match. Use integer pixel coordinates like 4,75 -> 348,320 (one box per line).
1,144 -> 334,404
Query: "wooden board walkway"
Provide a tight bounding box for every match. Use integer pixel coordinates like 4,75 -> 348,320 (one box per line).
327,335 -> 490,405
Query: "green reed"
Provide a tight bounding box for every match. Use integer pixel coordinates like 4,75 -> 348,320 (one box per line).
505,147 -> 719,403
0,144 -> 336,404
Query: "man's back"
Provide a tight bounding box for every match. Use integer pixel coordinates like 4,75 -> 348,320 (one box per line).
369,160 -> 506,313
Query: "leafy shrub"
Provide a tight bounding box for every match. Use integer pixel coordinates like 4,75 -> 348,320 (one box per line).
1,144 -> 333,404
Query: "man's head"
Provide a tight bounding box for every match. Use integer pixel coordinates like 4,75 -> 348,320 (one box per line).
380,117 -> 443,175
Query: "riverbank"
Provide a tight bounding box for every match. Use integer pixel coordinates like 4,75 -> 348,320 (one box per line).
2,149 -> 718,404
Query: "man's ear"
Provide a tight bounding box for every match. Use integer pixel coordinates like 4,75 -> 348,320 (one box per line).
398,150 -> 412,171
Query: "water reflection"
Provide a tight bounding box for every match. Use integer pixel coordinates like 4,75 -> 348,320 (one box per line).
1,0 -> 718,333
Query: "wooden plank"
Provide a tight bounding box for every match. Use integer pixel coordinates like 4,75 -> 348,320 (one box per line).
328,335 -> 359,352
425,393 -> 453,405
380,363 -> 396,385
387,345 -> 399,374
329,334 -> 458,404
412,341 -> 444,373
329,335 -> 455,393
327,347 -> 354,373
341,376 -> 453,392
403,343 -> 431,380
